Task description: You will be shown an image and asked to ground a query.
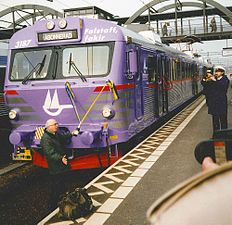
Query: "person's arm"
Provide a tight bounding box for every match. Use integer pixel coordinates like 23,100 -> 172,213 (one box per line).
201,79 -> 214,95
214,77 -> 229,92
58,132 -> 73,145
58,130 -> 79,144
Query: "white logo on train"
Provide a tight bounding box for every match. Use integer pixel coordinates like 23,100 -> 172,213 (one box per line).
43,90 -> 73,116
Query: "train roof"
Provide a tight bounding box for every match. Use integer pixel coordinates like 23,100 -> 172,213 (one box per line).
119,26 -> 197,61
9,16 -> 205,65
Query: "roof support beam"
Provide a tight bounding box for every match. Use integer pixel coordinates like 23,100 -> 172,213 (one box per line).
0,4 -> 62,29
125,0 -> 232,25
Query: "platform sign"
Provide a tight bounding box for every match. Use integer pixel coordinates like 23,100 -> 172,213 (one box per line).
38,30 -> 78,42
222,47 -> 232,56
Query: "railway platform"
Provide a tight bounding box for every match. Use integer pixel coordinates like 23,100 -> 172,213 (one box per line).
100,99 -> 232,225
39,91 -> 232,225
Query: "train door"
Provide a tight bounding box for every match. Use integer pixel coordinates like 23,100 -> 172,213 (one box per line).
147,54 -> 157,118
156,53 -> 168,117
176,58 -> 183,104
191,63 -> 198,95
156,54 -> 162,117
134,48 -> 143,119
181,60 -> 186,99
163,56 -> 169,113
127,46 -> 143,120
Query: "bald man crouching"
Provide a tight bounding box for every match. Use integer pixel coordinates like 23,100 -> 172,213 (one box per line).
40,119 -> 78,209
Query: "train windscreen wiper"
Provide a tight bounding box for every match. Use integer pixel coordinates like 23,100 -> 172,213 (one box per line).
22,55 -> 47,85
68,53 -> 87,82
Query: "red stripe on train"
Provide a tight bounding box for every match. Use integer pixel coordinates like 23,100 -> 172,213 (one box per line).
4,90 -> 19,95
94,83 -> 135,92
147,84 -> 157,88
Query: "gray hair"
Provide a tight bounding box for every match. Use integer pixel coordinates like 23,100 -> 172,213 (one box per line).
45,119 -> 57,128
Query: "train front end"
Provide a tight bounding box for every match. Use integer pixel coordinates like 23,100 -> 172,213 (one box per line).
4,17 -> 134,170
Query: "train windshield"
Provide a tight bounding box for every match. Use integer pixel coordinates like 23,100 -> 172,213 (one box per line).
62,44 -> 112,77
9,43 -> 114,81
10,49 -> 52,81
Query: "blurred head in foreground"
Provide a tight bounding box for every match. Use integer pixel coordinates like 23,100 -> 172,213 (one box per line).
147,162 -> 232,225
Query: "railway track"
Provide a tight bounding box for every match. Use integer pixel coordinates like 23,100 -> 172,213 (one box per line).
0,162 -> 28,176
0,165 -> 103,225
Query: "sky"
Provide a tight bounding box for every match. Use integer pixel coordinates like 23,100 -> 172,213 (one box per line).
0,0 -> 232,69
0,0 -> 231,18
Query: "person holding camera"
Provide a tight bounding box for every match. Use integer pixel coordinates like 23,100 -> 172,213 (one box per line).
201,66 -> 229,134
201,69 -> 214,106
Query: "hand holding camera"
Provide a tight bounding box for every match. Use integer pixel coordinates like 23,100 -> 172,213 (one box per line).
204,72 -> 216,82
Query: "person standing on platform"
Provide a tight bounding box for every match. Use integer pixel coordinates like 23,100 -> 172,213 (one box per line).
201,69 -> 214,106
40,118 -> 78,209
162,22 -> 168,36
201,66 -> 229,134
210,16 -> 217,32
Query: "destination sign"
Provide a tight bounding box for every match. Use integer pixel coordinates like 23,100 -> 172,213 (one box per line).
38,30 -> 78,42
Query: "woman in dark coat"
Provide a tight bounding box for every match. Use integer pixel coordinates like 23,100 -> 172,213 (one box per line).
201,66 -> 229,133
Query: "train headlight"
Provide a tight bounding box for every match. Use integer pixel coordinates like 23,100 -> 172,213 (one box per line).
46,21 -> 55,30
9,110 -> 18,120
58,19 -> 67,29
102,106 -> 115,119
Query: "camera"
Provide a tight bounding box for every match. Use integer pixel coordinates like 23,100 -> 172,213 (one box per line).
195,129 -> 232,165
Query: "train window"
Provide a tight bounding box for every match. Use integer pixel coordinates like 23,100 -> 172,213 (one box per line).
63,43 -> 112,77
192,64 -> 197,77
175,60 -> 178,80
164,57 -> 170,79
10,49 -> 52,81
176,59 -> 181,80
157,56 -> 162,78
172,59 -> 176,80
189,63 -> 191,78
147,55 -> 156,82
190,64 -> 193,78
0,67 -> 6,91
181,61 -> 185,79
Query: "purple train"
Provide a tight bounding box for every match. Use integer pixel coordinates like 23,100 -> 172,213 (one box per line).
4,17 -> 209,170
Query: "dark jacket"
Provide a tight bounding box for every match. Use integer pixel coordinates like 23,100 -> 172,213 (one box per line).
40,129 -> 72,175
201,75 -> 229,115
